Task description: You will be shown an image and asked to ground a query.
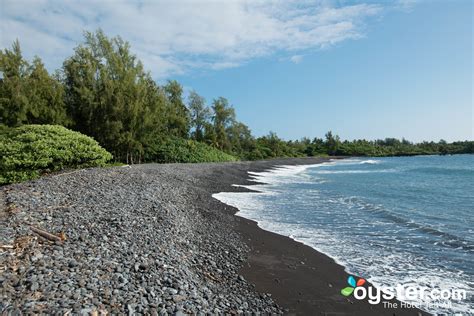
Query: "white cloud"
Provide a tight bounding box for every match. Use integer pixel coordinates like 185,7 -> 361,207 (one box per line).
290,55 -> 303,64
396,0 -> 418,11
0,0 -> 389,78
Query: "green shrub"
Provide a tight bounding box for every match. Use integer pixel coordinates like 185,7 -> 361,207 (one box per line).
144,137 -> 237,163
1,125 -> 112,184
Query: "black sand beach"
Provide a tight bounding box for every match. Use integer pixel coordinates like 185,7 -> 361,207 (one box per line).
1,158 -> 429,315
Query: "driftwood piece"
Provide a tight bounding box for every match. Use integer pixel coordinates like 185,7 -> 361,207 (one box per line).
203,271 -> 220,282
30,226 -> 63,242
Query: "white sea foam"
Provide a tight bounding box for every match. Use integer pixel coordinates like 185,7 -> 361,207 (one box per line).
231,184 -> 248,188
314,169 -> 395,174
359,159 -> 381,164
245,164 -> 324,185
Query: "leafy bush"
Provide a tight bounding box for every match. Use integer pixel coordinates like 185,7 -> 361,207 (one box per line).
144,137 -> 237,163
1,125 -> 112,184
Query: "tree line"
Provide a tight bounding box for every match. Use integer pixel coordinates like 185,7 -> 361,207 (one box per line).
1,30 -> 472,163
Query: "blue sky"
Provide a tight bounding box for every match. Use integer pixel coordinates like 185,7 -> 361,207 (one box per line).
1,0 -> 472,142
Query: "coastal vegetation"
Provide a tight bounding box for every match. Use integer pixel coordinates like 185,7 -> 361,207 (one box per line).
1,30 -> 473,183
0,125 -> 111,184
144,137 -> 237,163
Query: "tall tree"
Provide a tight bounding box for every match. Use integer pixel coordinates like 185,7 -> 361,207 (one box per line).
0,41 -> 67,126
0,40 -> 29,126
164,80 -> 189,138
203,121 -> 217,147
227,121 -> 254,156
325,130 -> 340,155
211,97 -> 235,151
188,90 -> 210,141
63,30 -> 163,163
139,78 -> 168,143
26,58 -> 68,125
263,131 -> 284,157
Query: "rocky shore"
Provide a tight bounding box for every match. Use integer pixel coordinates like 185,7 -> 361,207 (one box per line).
1,158 -> 428,315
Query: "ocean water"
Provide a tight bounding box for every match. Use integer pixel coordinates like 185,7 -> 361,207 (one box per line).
214,155 -> 474,315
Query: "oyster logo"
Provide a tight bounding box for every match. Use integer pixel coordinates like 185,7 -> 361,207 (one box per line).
340,275 -> 467,307
341,275 -> 366,296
